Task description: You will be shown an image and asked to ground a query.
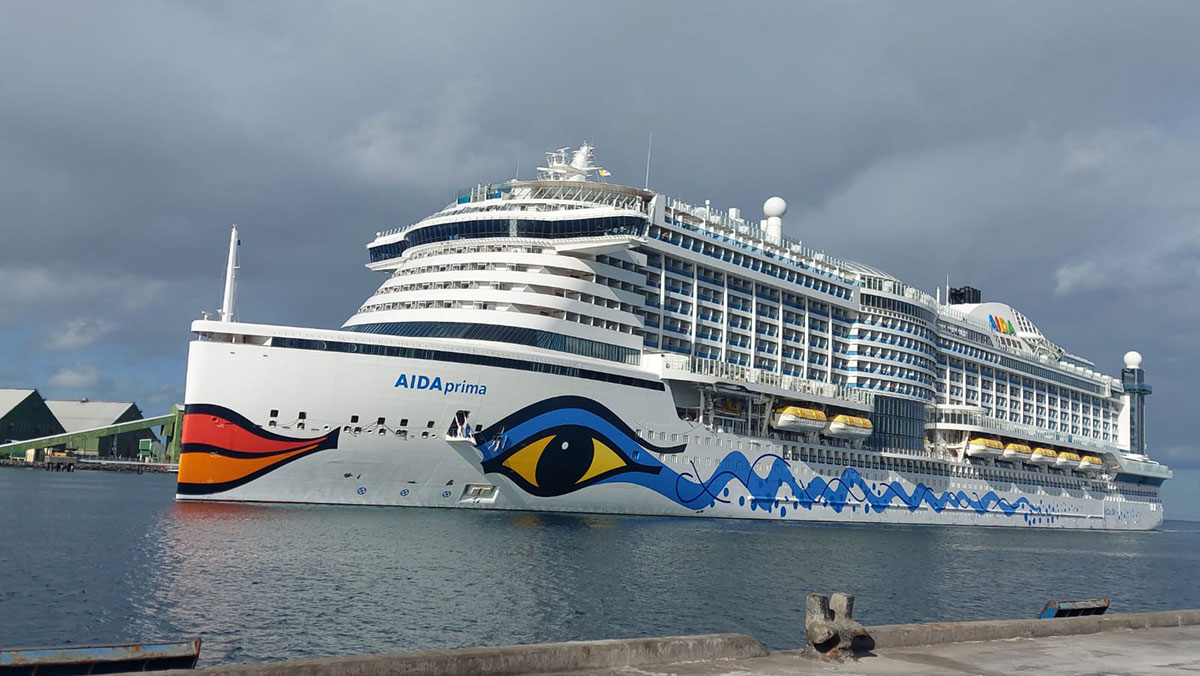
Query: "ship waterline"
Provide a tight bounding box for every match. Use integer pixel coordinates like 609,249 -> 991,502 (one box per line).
179,143 -> 1169,530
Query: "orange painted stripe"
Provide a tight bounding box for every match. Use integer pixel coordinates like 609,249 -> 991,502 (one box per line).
178,443 -> 318,485
182,414 -> 327,455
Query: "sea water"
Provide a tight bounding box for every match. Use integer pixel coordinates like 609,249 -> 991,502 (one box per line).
2,467 -> 1197,665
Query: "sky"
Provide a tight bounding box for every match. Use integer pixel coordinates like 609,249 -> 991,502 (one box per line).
1,1 -> 1197,516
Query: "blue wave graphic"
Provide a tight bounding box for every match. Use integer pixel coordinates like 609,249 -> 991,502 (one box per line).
473,398 -> 1056,522
614,451 -> 1049,520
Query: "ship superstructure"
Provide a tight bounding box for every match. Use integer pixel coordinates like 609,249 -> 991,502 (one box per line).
178,143 -> 1170,529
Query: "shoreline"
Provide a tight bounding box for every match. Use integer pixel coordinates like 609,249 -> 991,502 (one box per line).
0,458 -> 177,474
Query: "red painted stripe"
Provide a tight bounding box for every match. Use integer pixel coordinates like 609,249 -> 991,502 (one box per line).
181,413 -> 328,454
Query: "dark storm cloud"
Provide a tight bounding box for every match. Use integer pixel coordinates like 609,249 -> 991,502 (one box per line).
1,1 -> 1198,474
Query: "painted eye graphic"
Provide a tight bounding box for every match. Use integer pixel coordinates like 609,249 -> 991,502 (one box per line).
474,396 -> 684,498
482,425 -> 658,497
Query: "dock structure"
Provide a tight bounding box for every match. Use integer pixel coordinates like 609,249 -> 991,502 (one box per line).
0,405 -> 183,463
145,606 -> 1200,675
0,639 -> 200,674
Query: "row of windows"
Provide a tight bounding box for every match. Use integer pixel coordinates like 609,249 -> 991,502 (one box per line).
943,363 -> 1110,405
859,293 -> 937,325
996,354 -> 1104,395
861,312 -> 935,343
272,336 -> 663,390
367,279 -> 638,316
369,216 -> 647,263
936,319 -> 994,346
346,321 -> 641,365
650,226 -> 855,301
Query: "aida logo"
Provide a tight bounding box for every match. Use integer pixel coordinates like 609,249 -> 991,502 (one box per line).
988,315 -> 1018,335
394,373 -> 488,396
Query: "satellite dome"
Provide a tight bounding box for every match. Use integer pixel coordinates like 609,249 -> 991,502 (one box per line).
1123,351 -> 1143,369
763,196 -> 788,218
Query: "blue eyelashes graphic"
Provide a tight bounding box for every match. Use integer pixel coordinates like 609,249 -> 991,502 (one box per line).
474,397 -> 1049,521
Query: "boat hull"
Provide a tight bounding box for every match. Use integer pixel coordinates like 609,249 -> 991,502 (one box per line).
822,422 -> 872,440
966,444 -> 1001,459
770,414 -> 826,433
177,332 -> 1163,531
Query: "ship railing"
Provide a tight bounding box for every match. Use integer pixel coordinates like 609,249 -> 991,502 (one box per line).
927,407 -> 1119,454
1117,457 -> 1171,476
665,198 -> 857,282
674,355 -> 875,407
452,181 -> 649,212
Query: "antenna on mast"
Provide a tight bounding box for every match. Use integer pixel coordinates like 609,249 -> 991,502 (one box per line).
219,224 -> 240,323
644,133 -> 653,189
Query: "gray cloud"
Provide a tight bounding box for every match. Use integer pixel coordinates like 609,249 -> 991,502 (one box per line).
1,0 -> 1198,478
47,363 -> 104,390
1055,229 -> 1200,296
44,319 -> 117,351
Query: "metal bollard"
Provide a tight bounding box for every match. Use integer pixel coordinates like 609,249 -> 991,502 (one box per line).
804,592 -> 874,660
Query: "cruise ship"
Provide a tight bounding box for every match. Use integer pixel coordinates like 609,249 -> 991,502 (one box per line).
178,143 -> 1171,529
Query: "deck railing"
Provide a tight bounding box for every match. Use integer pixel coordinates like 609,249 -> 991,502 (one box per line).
928,407 -> 1118,454
670,355 -> 875,407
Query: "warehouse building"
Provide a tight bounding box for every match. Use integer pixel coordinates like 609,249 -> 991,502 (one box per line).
0,388 -> 66,444
44,399 -> 156,458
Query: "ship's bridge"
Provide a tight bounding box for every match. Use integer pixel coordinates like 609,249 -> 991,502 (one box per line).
366,180 -> 655,268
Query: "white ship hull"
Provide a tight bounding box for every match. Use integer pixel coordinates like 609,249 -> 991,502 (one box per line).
177,144 -> 1170,531
178,329 -> 1163,531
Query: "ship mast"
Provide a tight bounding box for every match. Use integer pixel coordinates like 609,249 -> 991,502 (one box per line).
536,142 -> 608,181
219,224 -> 239,322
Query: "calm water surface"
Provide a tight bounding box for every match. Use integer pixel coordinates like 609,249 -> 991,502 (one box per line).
2,467 -> 1198,665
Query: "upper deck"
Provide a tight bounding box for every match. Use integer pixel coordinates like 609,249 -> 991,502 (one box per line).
337,143 -> 1162,472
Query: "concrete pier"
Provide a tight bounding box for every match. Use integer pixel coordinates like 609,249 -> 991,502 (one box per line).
588,623 -> 1200,674
152,607 -> 1200,675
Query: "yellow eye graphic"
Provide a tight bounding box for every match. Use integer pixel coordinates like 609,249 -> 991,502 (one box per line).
482,425 -> 655,497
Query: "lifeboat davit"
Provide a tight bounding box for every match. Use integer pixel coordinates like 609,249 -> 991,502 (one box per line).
822,414 -> 873,440
771,406 -> 827,433
1030,447 -> 1057,465
1078,455 -> 1104,472
1003,442 -> 1033,463
1056,451 -> 1082,468
966,437 -> 1003,458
